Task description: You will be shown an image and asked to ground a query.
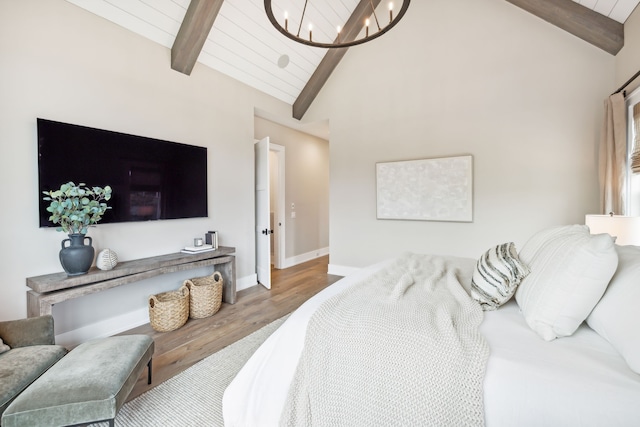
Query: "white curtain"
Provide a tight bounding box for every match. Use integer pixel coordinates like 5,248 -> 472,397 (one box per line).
631,103 -> 640,173
599,92 -> 627,215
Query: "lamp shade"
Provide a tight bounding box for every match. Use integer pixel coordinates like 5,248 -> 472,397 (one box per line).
585,215 -> 640,246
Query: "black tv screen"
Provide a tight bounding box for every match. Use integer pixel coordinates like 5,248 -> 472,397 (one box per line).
37,118 -> 208,228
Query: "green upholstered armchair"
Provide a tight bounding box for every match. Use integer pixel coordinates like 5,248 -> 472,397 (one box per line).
0,316 -> 68,418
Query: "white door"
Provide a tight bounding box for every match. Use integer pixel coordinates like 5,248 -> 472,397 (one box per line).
255,137 -> 271,289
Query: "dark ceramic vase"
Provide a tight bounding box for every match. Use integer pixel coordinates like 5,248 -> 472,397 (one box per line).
59,234 -> 95,276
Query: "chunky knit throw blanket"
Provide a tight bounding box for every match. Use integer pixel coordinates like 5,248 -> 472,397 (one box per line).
280,253 -> 489,427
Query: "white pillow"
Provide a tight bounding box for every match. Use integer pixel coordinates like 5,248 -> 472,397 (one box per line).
587,245 -> 640,374
471,242 -> 530,311
515,224 -> 618,341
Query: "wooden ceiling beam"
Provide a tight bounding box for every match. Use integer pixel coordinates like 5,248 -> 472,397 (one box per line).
293,0 -> 382,120
505,0 -> 623,55
171,0 -> 224,75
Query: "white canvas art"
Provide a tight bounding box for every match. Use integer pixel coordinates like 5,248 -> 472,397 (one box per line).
376,155 -> 473,222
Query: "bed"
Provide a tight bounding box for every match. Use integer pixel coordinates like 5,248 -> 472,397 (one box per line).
223,225 -> 640,426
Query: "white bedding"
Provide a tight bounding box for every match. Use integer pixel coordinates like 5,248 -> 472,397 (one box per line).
223,257 -> 640,427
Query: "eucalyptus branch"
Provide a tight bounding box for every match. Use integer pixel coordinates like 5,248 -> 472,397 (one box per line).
42,181 -> 112,234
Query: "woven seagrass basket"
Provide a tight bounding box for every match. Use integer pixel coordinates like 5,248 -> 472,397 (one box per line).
184,271 -> 223,319
149,284 -> 189,332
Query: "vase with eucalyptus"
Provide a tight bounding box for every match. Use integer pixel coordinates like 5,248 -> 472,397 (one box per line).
42,182 -> 112,276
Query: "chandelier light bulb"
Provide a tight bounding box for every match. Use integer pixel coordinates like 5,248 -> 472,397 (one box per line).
365,18 -> 370,37
389,2 -> 394,22
284,10 -> 288,31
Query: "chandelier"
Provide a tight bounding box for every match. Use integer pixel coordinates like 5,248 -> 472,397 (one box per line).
264,0 -> 410,48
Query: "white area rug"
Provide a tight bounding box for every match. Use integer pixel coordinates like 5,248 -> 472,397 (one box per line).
91,316 -> 287,427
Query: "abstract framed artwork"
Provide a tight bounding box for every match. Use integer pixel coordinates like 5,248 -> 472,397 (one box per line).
376,155 -> 473,222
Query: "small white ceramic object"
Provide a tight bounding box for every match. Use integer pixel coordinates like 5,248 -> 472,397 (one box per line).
96,248 -> 118,271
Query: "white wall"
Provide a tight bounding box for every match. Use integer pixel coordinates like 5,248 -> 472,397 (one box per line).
254,117 -> 330,264
0,0 -> 291,342
616,4 -> 640,92
304,0 -> 616,270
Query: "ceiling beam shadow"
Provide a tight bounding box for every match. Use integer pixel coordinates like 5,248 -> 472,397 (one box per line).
505,0 -> 623,55
293,0 -> 382,120
171,0 -> 224,75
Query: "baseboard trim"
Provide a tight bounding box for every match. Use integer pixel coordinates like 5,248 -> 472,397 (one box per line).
55,307 -> 149,348
282,247 -> 330,269
328,264 -> 360,276
236,273 -> 258,292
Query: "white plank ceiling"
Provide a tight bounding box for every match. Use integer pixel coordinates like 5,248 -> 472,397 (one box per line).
65,0 -> 366,107
65,0 -> 639,110
572,0 -> 639,22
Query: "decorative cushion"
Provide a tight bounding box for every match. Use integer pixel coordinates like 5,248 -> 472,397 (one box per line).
470,242 -> 530,311
0,338 -> 9,354
515,224 -> 618,341
587,245 -> 640,374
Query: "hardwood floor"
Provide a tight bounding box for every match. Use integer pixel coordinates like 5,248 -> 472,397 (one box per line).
122,255 -> 342,401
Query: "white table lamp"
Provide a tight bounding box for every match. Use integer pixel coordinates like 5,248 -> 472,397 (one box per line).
585,214 -> 640,246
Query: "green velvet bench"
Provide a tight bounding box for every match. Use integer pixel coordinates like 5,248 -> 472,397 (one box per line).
1,334 -> 154,427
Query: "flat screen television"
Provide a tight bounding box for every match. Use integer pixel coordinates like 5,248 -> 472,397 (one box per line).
37,118 -> 208,228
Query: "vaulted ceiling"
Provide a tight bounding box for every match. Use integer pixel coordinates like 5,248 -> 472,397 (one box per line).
66,0 -> 639,124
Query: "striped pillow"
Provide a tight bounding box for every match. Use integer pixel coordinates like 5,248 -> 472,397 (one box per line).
471,242 -> 530,311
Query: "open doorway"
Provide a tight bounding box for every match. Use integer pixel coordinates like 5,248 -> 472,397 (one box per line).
254,113 -> 330,279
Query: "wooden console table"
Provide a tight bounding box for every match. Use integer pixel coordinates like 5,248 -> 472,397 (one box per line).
26,246 -> 236,317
